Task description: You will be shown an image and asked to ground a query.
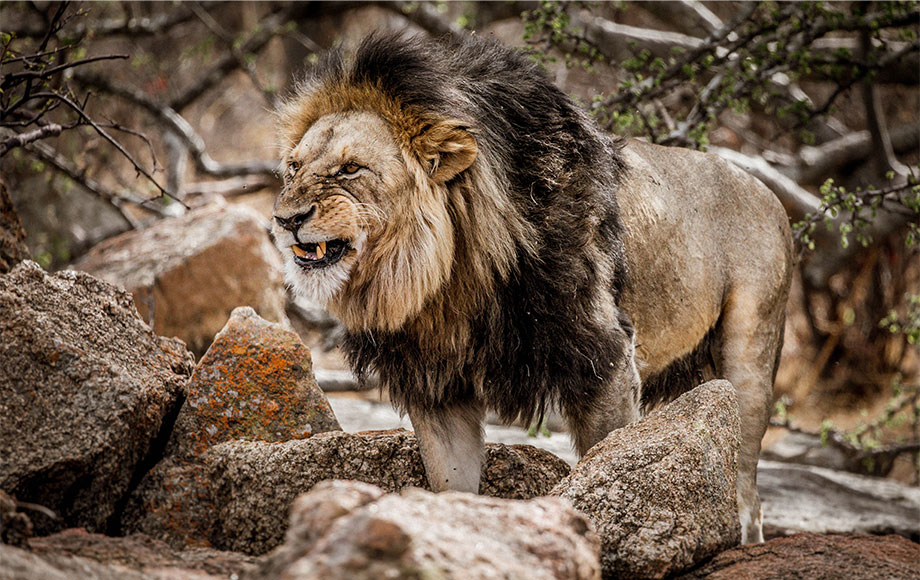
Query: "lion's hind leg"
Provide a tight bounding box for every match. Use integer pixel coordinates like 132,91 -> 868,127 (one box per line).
716,289 -> 788,544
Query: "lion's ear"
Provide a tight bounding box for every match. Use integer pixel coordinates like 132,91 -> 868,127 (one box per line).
416,122 -> 478,183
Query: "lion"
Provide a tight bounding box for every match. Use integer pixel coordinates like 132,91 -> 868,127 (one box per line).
272,33 -> 793,544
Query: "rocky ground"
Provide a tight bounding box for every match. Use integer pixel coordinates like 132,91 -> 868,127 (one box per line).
2,203 -> 918,579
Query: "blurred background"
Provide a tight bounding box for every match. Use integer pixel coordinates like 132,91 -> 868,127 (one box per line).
1,1 -> 918,487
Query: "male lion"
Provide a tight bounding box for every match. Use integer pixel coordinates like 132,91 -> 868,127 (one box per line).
272,33 -> 793,544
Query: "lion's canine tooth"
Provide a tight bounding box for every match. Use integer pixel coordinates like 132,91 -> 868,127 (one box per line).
291,245 -> 307,258
316,241 -> 326,259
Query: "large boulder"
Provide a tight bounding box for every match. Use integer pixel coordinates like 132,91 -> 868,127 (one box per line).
120,307 -> 341,548
74,203 -> 287,355
0,528 -> 256,580
677,532 -> 920,579
251,480 -> 601,580
0,261 -> 194,535
552,380 -> 741,579
758,459 -> 920,539
0,178 -> 29,273
207,429 -> 571,554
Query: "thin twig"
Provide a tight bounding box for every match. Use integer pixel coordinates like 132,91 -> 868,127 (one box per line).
0,54 -> 129,89
26,91 -> 183,206
24,140 -> 152,228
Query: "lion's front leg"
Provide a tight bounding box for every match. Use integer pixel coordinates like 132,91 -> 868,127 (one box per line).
566,369 -> 642,457
564,315 -> 643,457
409,398 -> 485,493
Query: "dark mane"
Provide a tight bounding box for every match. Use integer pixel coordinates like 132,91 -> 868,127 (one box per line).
324,33 -> 631,424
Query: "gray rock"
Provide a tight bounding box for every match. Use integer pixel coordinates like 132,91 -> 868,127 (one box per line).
0,528 -> 256,580
251,480 -> 601,580
676,532 -> 920,580
121,307 -> 341,548
74,203 -> 287,355
0,261 -> 194,535
552,380 -> 741,580
758,459 -> 920,539
762,431 -> 865,472
207,429 -> 571,554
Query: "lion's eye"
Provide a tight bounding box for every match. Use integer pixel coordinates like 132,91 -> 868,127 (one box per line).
286,161 -> 300,178
339,162 -> 362,176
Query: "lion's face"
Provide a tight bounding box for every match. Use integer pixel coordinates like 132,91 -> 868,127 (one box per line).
272,111 -> 407,306
273,110 -> 478,331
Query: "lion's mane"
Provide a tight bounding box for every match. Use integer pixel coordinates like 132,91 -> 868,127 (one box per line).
280,33 -> 631,424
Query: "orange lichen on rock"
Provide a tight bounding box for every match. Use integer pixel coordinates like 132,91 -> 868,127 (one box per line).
121,306 -> 341,549
174,306 -> 341,458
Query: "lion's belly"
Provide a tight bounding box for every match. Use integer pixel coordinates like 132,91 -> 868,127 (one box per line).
617,246 -> 723,378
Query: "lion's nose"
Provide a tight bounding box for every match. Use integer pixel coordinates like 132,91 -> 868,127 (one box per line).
274,205 -> 316,232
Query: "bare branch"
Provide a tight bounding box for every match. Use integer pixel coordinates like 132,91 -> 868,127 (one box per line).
579,2 -> 760,66
25,91 -> 178,204
169,5 -> 293,112
0,54 -> 128,90
0,123 -> 65,157
24,140 -> 148,229
581,13 -> 703,63
787,124 -> 920,185
383,1 -> 465,37
770,416 -> 920,471
73,72 -> 278,180
378,1 -> 536,38
9,4 -> 196,39
632,0 -> 723,38
860,27 -> 909,178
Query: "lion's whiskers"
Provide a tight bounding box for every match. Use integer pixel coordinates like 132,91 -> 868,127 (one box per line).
352,202 -> 387,226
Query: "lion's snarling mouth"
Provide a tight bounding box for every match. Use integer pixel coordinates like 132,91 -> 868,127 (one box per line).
290,239 -> 350,269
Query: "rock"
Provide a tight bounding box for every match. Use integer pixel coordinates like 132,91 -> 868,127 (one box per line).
480,443 -> 574,499
758,459 -> 920,539
207,429 -> 571,554
7,170 -> 130,271
118,458 -> 213,549
0,528 -> 256,580
552,380 -> 741,580
677,532 -> 920,579
121,308 -> 341,548
74,203 -> 287,355
251,480 -> 601,580
0,491 -> 33,548
168,306 -> 341,458
762,431 -> 852,471
0,178 -> 30,273
0,261 -> 194,535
